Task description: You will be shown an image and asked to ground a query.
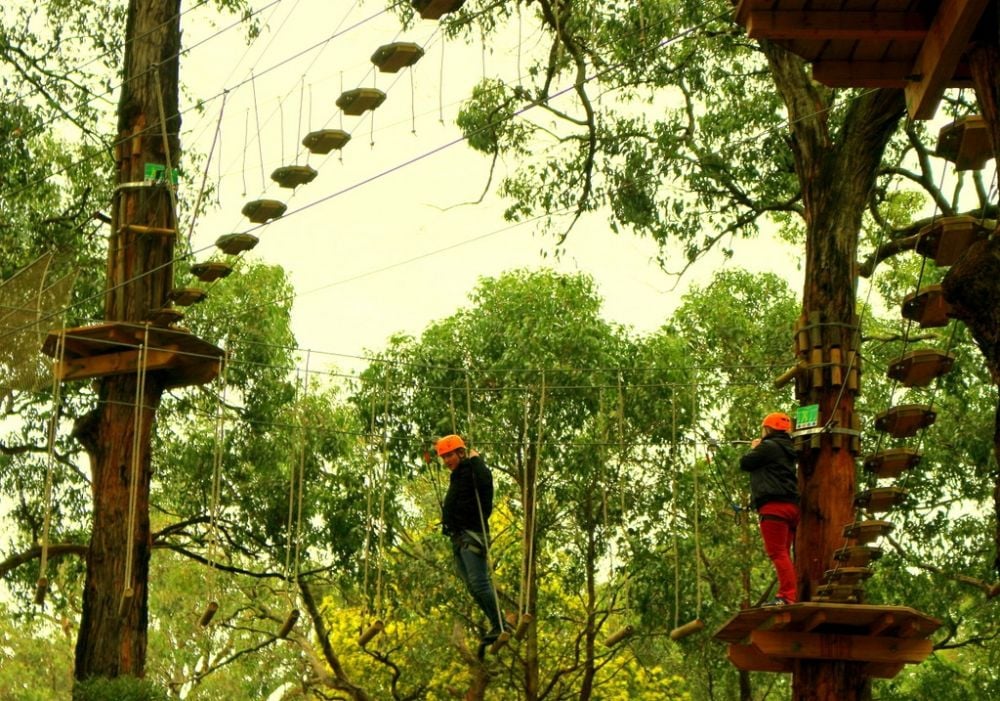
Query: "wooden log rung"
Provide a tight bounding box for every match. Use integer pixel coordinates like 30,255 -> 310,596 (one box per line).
488,630 -> 511,654
358,619 -> 384,646
34,577 -> 48,606
603,624 -> 634,647
514,613 -> 533,641
278,609 -> 300,638
670,619 -> 705,640
199,601 -> 219,626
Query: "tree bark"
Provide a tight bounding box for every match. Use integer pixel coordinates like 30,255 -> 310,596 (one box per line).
762,40 -> 905,701
74,0 -> 181,681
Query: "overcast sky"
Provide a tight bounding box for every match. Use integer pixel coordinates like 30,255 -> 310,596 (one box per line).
179,0 -> 801,378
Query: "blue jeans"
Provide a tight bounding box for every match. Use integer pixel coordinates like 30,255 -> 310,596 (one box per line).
451,531 -> 503,634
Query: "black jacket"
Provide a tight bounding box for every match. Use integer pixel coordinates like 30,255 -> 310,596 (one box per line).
442,454 -> 493,536
739,432 -> 799,511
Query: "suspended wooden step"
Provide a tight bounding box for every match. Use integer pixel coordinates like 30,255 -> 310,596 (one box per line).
843,520 -> 894,545
488,631 -> 512,655
513,613 -> 533,641
936,115 -> 993,171
168,287 -> 206,306
887,349 -> 955,388
336,88 -> 386,116
833,545 -> 883,568
863,448 -> 922,479
215,233 -> 259,255
34,577 -> 48,606
144,307 -> 184,327
412,0 -> 466,20
242,199 -> 286,224
901,284 -> 953,328
855,486 -> 909,514
191,261 -> 233,282
199,601 -> 219,626
371,42 -> 425,72
271,165 -> 317,189
603,624 -> 634,647
874,404 -> 936,438
358,620 -> 384,646
277,609 -> 300,638
670,618 -> 705,640
915,216 -> 990,266
118,224 -> 177,237
824,567 -> 874,586
814,583 -> 864,603
302,129 -> 351,154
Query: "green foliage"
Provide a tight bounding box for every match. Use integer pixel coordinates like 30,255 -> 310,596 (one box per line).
72,676 -> 167,701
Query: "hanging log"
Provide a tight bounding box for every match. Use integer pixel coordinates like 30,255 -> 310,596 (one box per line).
34,577 -> 48,606
487,631 -> 511,655
302,129 -> 351,154
277,609 -> 300,638
670,619 -> 705,640
358,619 -> 384,646
513,613 -> 533,641
215,233 -> 259,255
603,624 -> 634,647
199,601 -> 219,626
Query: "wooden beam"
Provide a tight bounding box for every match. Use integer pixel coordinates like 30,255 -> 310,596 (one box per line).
905,0 -> 991,119
869,613 -> 896,637
58,348 -> 177,382
812,61 -> 913,88
746,11 -> 928,41
728,644 -> 792,673
750,630 -> 933,665
802,611 -> 827,632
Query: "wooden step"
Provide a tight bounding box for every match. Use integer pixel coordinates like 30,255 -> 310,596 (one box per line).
843,520 -> 894,545
191,262 -> 233,282
824,567 -> 874,586
813,583 -> 864,603
144,307 -> 184,327
215,233 -> 259,255
887,349 -> 955,387
874,405 -> 935,438
302,129 -> 351,154
855,486 -> 909,513
935,115 -> 993,171
271,165 -> 317,189
915,216 -> 989,266
242,199 -> 286,224
833,545 -> 883,568
863,448 -> 922,479
901,284 -> 952,328
336,88 -> 386,116
371,42 -> 424,72
167,288 -> 206,306
412,0 -> 466,20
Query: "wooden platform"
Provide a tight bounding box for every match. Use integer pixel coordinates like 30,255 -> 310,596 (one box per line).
715,602 -> 940,679
42,323 -> 223,389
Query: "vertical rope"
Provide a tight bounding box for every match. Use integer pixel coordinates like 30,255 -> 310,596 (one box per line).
37,320 -> 66,605
361,383 -> 378,624
375,367 -> 391,617
121,325 -> 149,614
616,372 -> 630,615
152,65 -> 179,219
691,378 -> 702,617
186,91 -> 227,249
241,108 -> 249,196
671,390 -> 679,629
525,371 -> 545,616
438,36 -> 445,124
518,390 -> 531,619
251,71 -> 265,190
206,352 -> 229,605
292,352 -> 311,585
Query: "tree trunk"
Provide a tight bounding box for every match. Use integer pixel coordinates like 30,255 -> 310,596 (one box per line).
762,41 -> 905,701
75,0 -> 181,681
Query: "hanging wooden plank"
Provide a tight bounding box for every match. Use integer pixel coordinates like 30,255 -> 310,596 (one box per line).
358,620 -> 384,646
855,486 -> 910,513
302,129 -> 351,154
842,520 -> 894,545
411,0 -> 466,20
271,165 -> 317,189
813,583 -> 863,603
242,199 -> 287,224
863,448 -> 923,479
936,115 -> 993,170
887,348 -> 955,387
915,215 -> 990,266
727,643 -> 792,673
191,261 -> 233,282
336,88 -> 387,116
902,284 -> 953,328
371,42 -> 425,73
873,405 -> 936,438
215,233 -> 259,255
749,630 -> 933,665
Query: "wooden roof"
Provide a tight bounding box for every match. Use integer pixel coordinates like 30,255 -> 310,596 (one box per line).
734,1 -> 991,118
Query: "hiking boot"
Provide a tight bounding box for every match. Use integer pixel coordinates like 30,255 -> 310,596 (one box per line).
761,597 -> 788,607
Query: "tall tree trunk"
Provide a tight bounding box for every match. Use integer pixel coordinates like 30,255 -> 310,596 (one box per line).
762,41 -> 905,701
75,0 -> 181,681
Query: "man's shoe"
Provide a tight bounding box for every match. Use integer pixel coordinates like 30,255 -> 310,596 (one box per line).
761,597 -> 788,607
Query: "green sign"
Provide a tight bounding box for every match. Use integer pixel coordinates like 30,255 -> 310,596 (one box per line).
144,163 -> 179,185
796,404 -> 819,429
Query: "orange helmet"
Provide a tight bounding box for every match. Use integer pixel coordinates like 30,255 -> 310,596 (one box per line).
762,412 -> 792,432
435,434 -> 466,456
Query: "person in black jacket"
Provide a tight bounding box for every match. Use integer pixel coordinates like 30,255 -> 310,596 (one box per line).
437,434 -> 508,645
740,412 -> 800,605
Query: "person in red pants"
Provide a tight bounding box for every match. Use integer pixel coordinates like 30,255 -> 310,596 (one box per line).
740,412 -> 800,605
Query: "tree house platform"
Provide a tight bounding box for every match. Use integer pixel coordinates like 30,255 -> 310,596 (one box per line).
302,129 -> 351,154
902,284 -> 953,328
42,323 -> 223,388
371,42 -> 425,72
336,88 -> 386,116
936,115 -> 993,170
915,216 -> 990,266
412,0 -> 465,21
715,602 -> 940,679
733,1 -> 987,119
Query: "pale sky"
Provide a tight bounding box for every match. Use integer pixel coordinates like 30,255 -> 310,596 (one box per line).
179,0 -> 800,378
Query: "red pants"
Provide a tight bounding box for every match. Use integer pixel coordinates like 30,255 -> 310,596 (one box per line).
758,502 -> 799,603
